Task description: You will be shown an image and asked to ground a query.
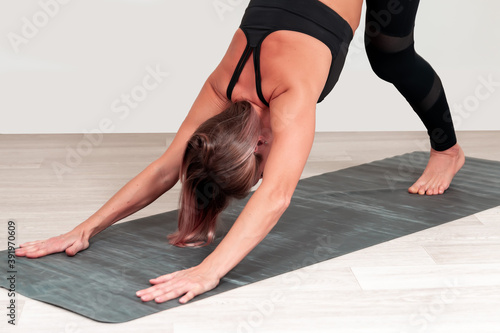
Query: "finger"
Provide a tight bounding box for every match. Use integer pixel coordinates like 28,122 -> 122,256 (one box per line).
15,244 -> 41,255
25,248 -> 49,259
150,271 -> 179,284
156,279 -> 197,304
14,247 -> 27,256
65,242 -> 83,256
15,245 -> 40,257
137,286 -> 168,302
136,285 -> 156,297
154,285 -> 189,304
19,240 -> 44,247
138,278 -> 189,302
137,280 -> 184,302
136,283 -> 170,298
179,290 -> 196,304
65,248 -> 77,257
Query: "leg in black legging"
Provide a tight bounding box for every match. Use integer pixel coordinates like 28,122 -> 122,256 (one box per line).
364,0 -> 464,195
365,0 -> 456,150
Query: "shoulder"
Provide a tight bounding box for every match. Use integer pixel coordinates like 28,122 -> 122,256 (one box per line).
260,31 -> 333,104
208,30 -> 249,99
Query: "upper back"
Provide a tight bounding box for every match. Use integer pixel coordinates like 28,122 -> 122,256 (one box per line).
214,28 -> 334,108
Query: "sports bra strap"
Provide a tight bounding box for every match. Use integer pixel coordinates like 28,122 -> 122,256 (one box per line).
226,44 -> 252,102
253,43 -> 270,107
226,42 -> 270,106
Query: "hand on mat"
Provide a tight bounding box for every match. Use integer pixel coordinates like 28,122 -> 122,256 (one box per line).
15,228 -> 90,258
136,265 -> 220,304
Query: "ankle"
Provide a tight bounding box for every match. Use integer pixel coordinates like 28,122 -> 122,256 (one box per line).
432,143 -> 461,156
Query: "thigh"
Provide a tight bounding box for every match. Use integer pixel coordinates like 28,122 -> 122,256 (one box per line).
365,0 -> 420,37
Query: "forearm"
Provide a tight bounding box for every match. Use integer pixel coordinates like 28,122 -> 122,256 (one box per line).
201,186 -> 289,279
79,160 -> 178,239
79,73 -> 230,240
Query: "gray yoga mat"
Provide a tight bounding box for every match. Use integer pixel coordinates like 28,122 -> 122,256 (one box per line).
2,151 -> 500,323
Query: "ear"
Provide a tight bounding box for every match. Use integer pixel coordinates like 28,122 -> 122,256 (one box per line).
254,136 -> 267,153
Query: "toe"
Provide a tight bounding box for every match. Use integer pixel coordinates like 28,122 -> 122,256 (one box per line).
408,185 -> 418,194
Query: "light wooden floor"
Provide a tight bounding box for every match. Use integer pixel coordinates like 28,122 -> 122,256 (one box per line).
1,131 -> 499,333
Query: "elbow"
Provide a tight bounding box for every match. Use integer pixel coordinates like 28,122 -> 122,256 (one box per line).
151,158 -> 179,186
258,186 -> 292,219
270,192 -> 291,230
277,193 -> 291,214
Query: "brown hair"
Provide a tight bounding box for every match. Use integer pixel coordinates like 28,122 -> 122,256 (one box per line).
168,101 -> 262,247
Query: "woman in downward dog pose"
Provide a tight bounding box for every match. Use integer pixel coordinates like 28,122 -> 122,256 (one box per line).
16,0 -> 464,304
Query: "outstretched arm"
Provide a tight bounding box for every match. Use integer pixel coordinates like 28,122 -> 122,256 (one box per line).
16,74 -> 230,258
204,89 -> 316,277
136,89 -> 316,303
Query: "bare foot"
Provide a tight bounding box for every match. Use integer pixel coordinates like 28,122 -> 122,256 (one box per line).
408,144 -> 465,195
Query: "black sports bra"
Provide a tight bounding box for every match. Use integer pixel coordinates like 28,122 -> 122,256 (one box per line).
226,0 -> 353,107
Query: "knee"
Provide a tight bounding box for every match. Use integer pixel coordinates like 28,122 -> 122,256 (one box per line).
365,48 -> 397,82
364,43 -> 414,83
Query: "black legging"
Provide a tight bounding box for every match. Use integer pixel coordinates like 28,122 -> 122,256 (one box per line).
364,0 -> 456,151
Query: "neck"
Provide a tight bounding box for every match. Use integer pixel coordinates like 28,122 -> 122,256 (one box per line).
251,103 -> 273,142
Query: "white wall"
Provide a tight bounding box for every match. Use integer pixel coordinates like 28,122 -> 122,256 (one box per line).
1,0 -> 499,134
